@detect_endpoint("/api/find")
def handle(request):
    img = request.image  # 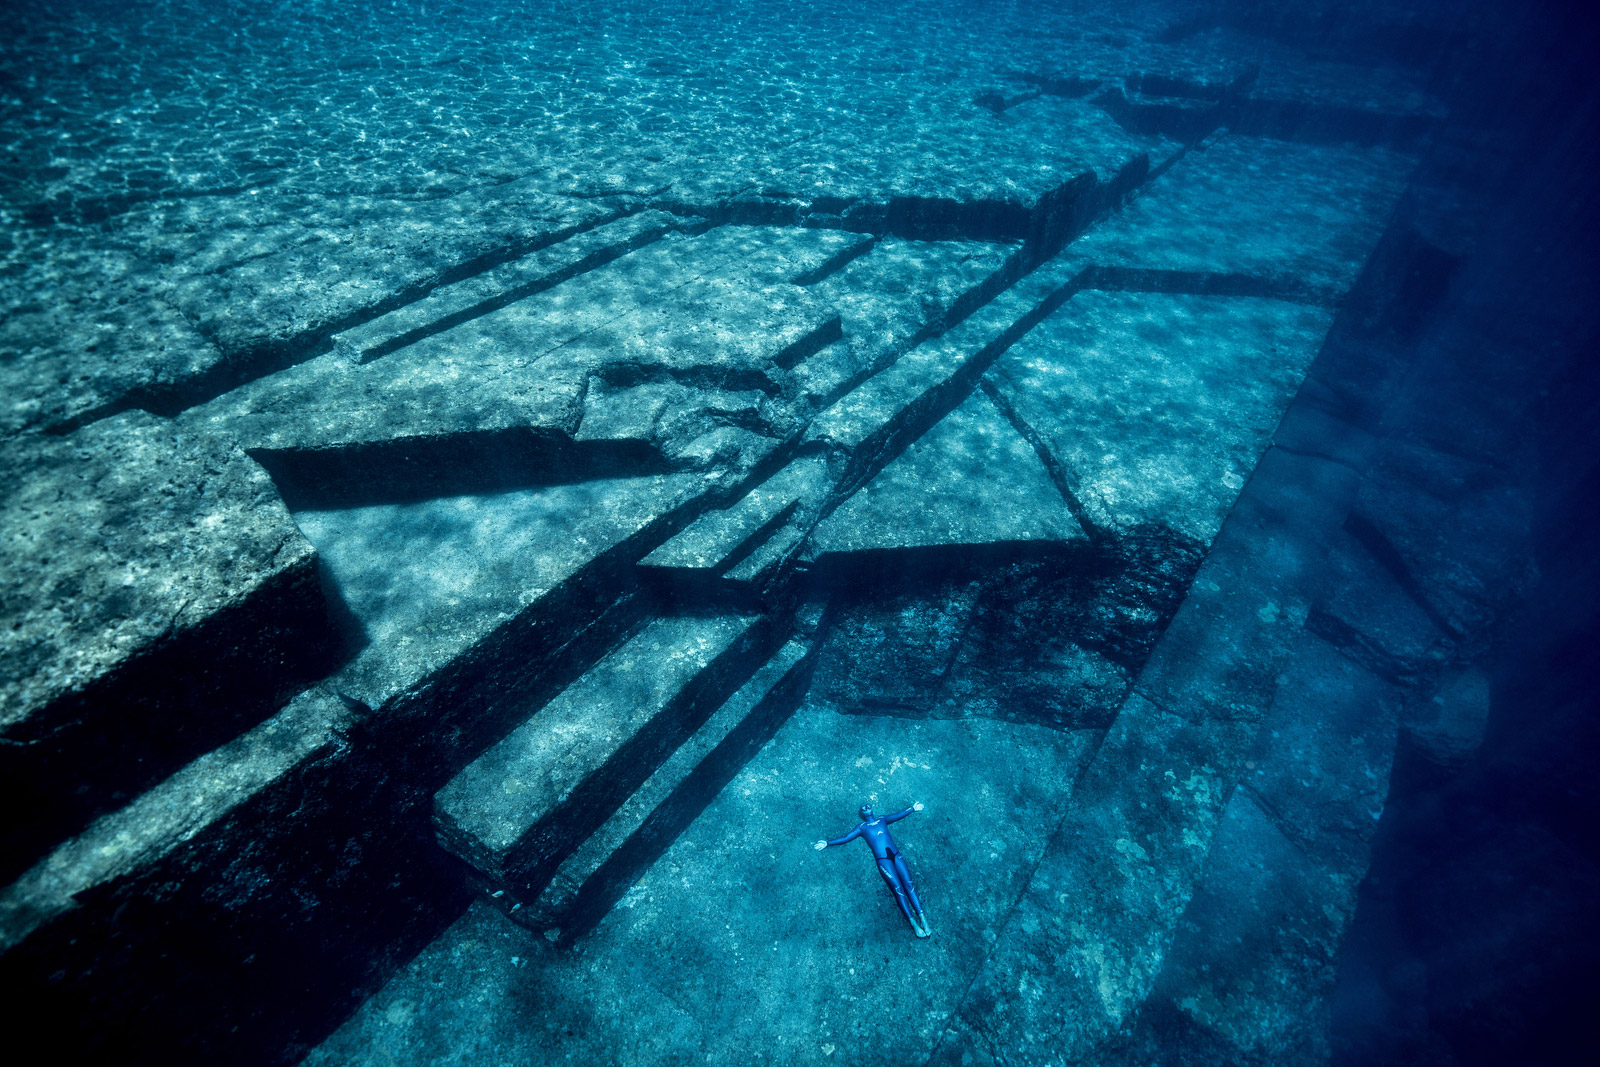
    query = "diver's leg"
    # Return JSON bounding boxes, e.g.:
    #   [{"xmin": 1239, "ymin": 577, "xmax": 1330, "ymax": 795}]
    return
[
  {"xmin": 892, "ymin": 852, "xmax": 925, "ymax": 917},
  {"xmin": 891, "ymin": 852, "xmax": 930, "ymax": 936},
  {"xmin": 876, "ymin": 857, "xmax": 920, "ymax": 929}
]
